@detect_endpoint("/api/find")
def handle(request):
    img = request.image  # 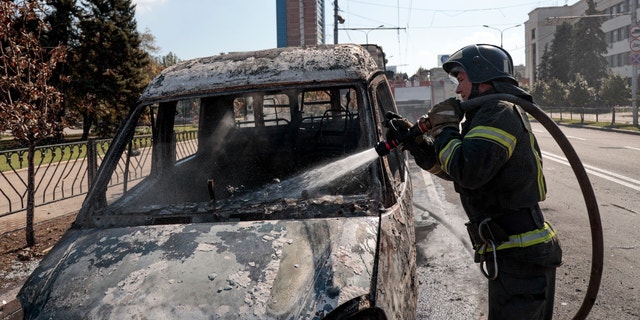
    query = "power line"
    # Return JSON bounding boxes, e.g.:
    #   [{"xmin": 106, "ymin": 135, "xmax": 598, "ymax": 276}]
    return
[{"xmin": 343, "ymin": 0, "xmax": 560, "ymax": 15}]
